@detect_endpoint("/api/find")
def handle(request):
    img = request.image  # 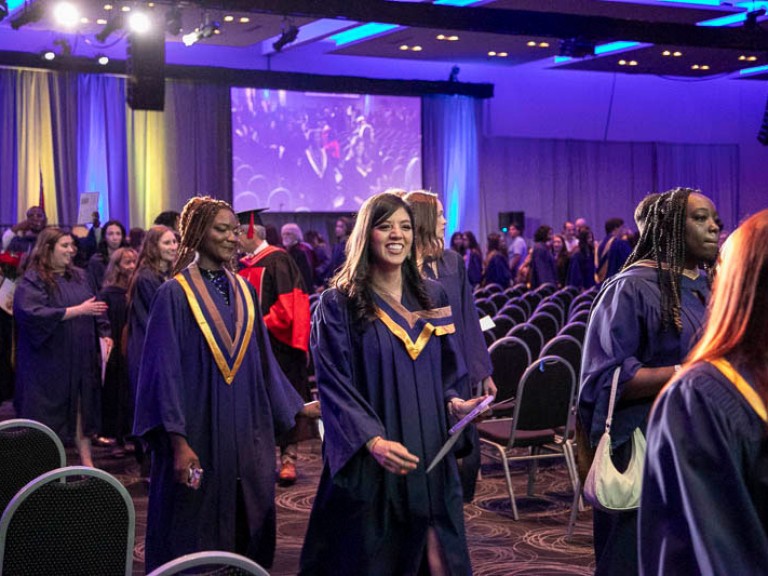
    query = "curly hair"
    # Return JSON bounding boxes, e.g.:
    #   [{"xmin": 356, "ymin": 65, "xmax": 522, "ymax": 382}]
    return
[
  {"xmin": 102, "ymin": 247, "xmax": 137, "ymax": 290},
  {"xmin": 624, "ymin": 187, "xmax": 702, "ymax": 333},
  {"xmin": 331, "ymin": 192, "xmax": 431, "ymax": 324},
  {"xmin": 174, "ymin": 196, "xmax": 236, "ymax": 276}
]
